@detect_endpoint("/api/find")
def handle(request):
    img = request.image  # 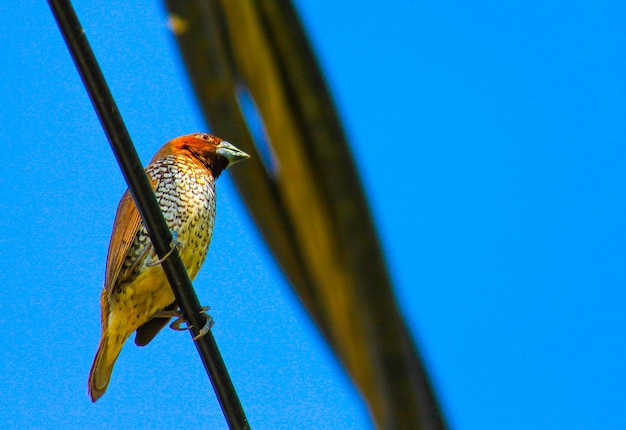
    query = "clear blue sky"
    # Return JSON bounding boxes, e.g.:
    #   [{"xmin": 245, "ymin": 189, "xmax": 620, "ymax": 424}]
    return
[{"xmin": 2, "ymin": 1, "xmax": 626, "ymax": 428}]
